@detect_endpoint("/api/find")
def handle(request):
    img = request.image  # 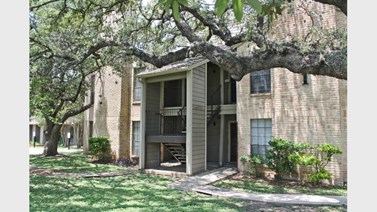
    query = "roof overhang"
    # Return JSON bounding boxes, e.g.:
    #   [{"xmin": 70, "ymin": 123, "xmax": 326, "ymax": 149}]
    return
[{"xmin": 137, "ymin": 57, "xmax": 209, "ymax": 79}]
